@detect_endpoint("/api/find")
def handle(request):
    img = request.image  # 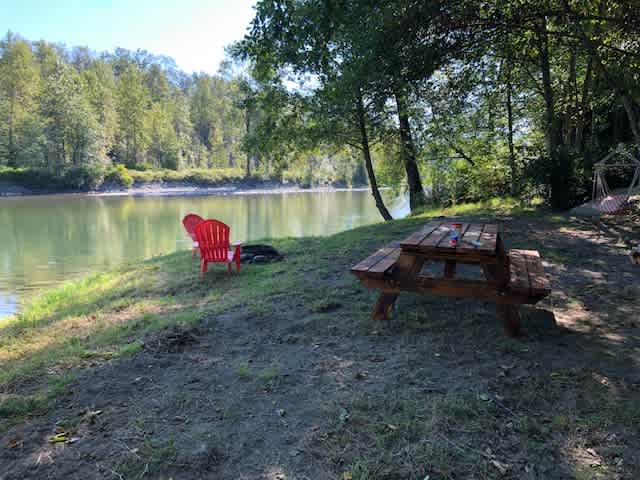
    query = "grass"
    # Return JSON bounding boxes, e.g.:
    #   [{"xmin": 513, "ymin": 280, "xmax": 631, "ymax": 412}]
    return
[
  {"xmin": 412, "ymin": 196, "xmax": 547, "ymax": 218},
  {"xmin": 324, "ymin": 393, "xmax": 493, "ymax": 479},
  {"xmin": 111, "ymin": 434, "xmax": 178, "ymax": 478},
  {"xmin": 0, "ymin": 196, "xmax": 545, "ymax": 432}
]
